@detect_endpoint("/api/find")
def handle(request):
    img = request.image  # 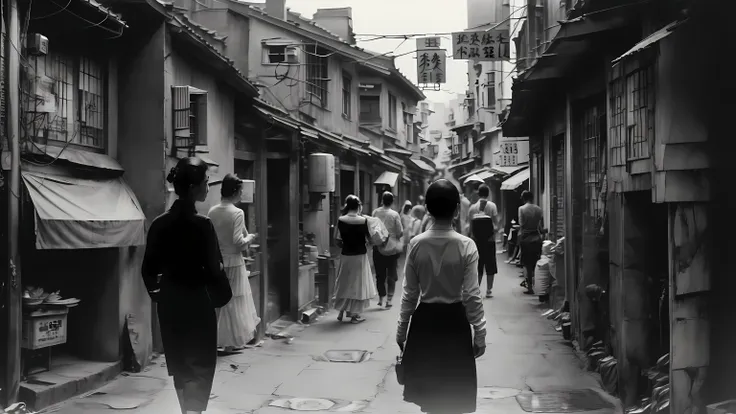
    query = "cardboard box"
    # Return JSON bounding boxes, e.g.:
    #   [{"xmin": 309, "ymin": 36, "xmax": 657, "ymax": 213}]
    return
[{"xmin": 22, "ymin": 308, "xmax": 69, "ymax": 350}]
